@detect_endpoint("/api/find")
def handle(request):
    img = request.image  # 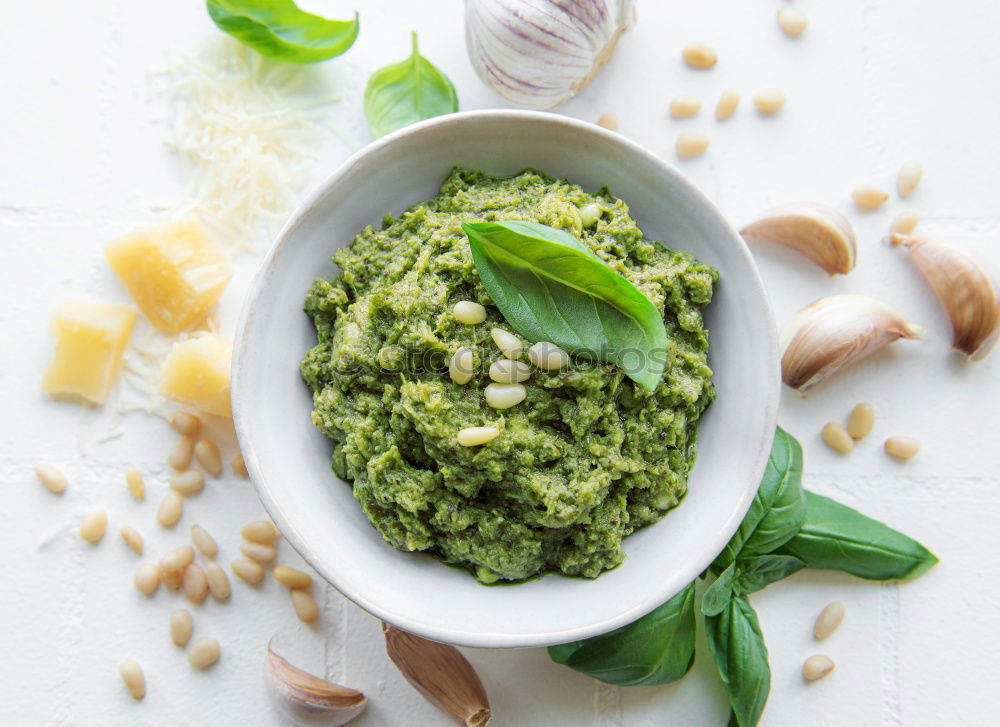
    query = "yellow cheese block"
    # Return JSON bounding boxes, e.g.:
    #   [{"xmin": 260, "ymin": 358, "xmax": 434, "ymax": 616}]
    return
[
  {"xmin": 105, "ymin": 219, "xmax": 232, "ymax": 334},
  {"xmin": 159, "ymin": 335, "xmax": 233, "ymax": 418},
  {"xmin": 41, "ymin": 300, "xmax": 137, "ymax": 404}
]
